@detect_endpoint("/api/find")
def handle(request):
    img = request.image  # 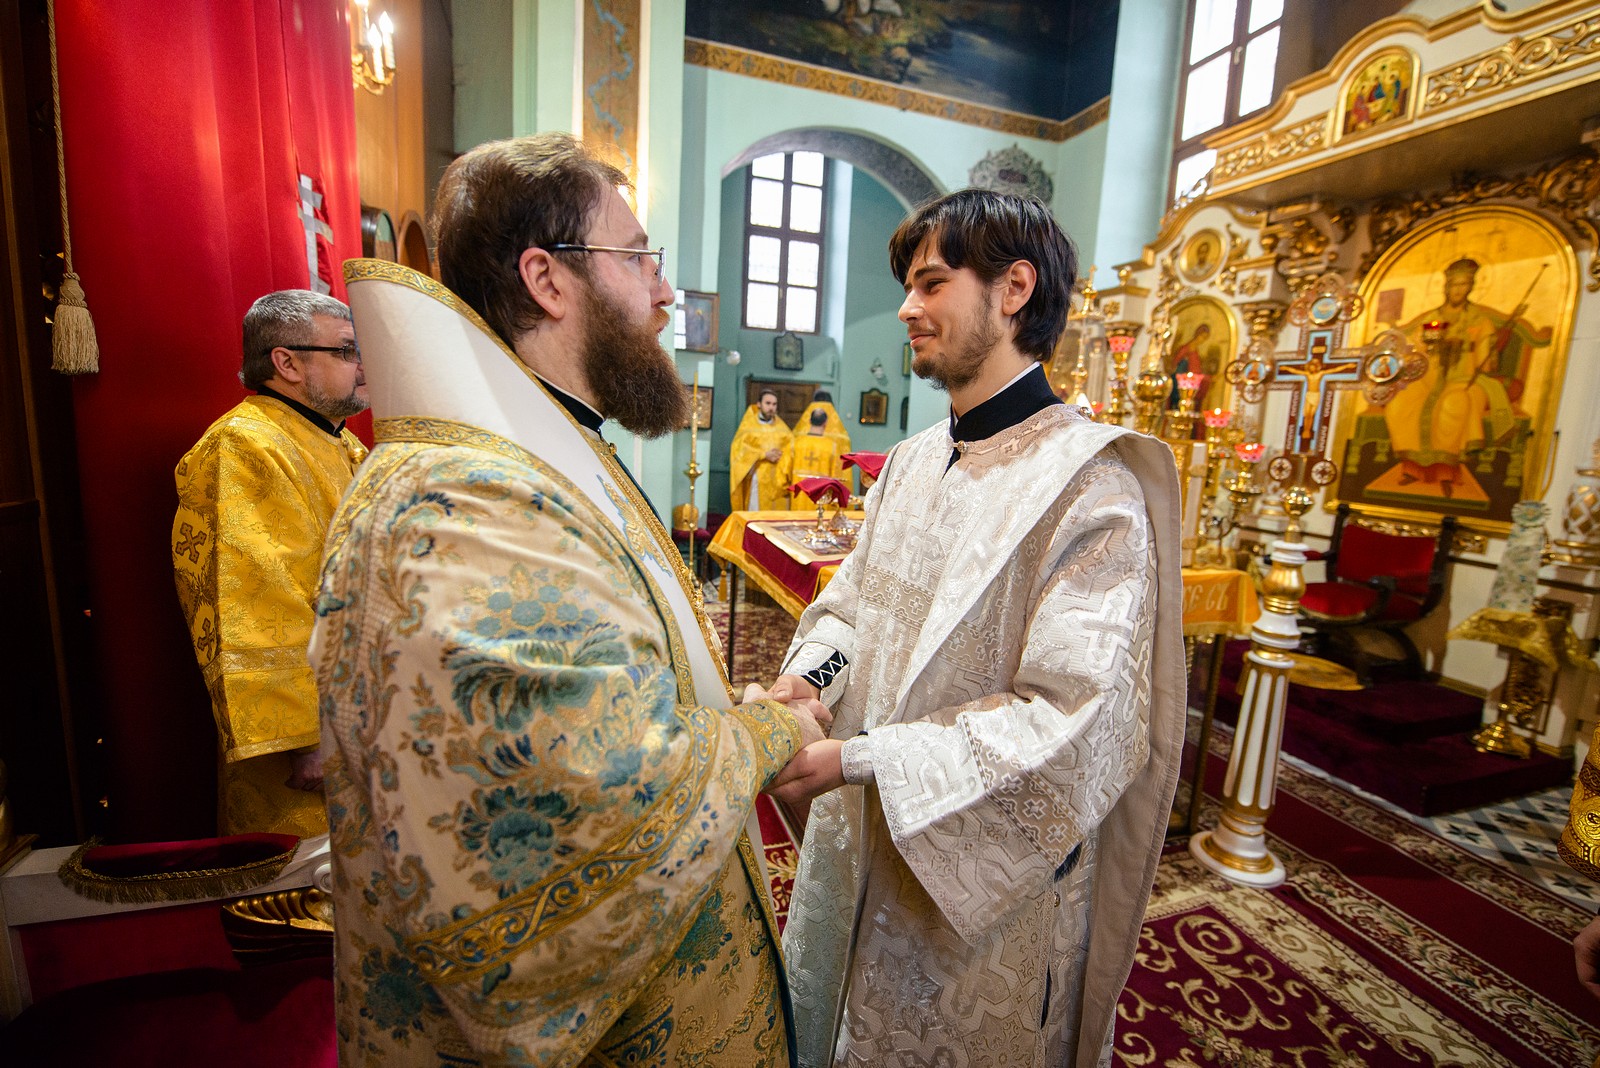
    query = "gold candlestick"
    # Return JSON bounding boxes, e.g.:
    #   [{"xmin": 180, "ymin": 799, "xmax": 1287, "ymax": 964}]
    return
[
  {"xmin": 1166, "ymin": 372, "xmax": 1202, "ymax": 441},
  {"xmin": 1104, "ymin": 322, "xmax": 1140, "ymax": 426}
]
